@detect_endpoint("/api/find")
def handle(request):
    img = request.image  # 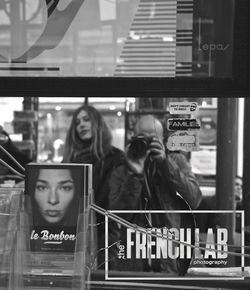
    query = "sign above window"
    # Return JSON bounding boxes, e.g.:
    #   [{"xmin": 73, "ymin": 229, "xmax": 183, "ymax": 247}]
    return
[{"xmin": 0, "ymin": 0, "xmax": 235, "ymax": 78}]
